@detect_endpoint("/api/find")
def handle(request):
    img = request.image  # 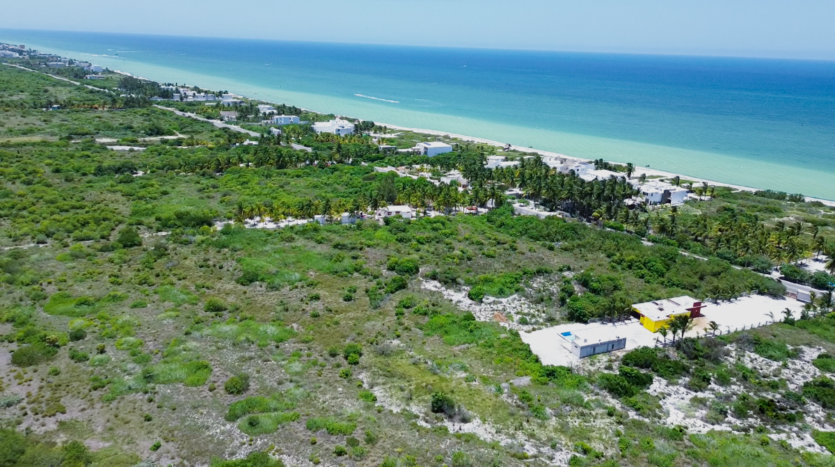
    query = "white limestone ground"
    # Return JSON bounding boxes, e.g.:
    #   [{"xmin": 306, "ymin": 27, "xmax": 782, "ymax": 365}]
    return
[{"xmin": 419, "ymin": 279, "xmax": 552, "ymax": 331}]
